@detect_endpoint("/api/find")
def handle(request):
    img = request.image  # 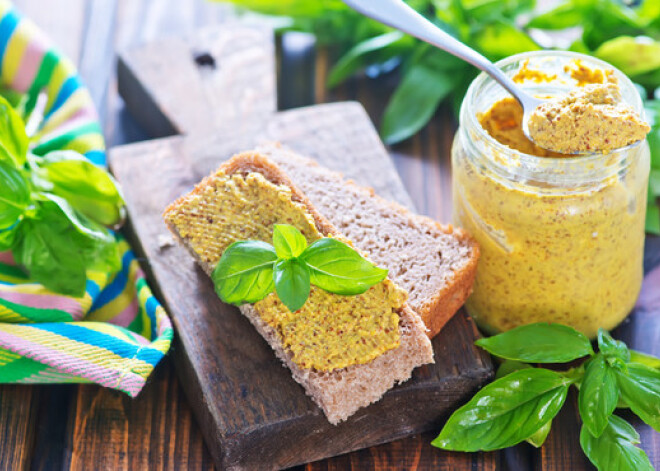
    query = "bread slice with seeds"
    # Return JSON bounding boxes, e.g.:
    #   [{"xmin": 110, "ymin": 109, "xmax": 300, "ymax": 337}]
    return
[{"xmin": 163, "ymin": 152, "xmax": 434, "ymax": 424}]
